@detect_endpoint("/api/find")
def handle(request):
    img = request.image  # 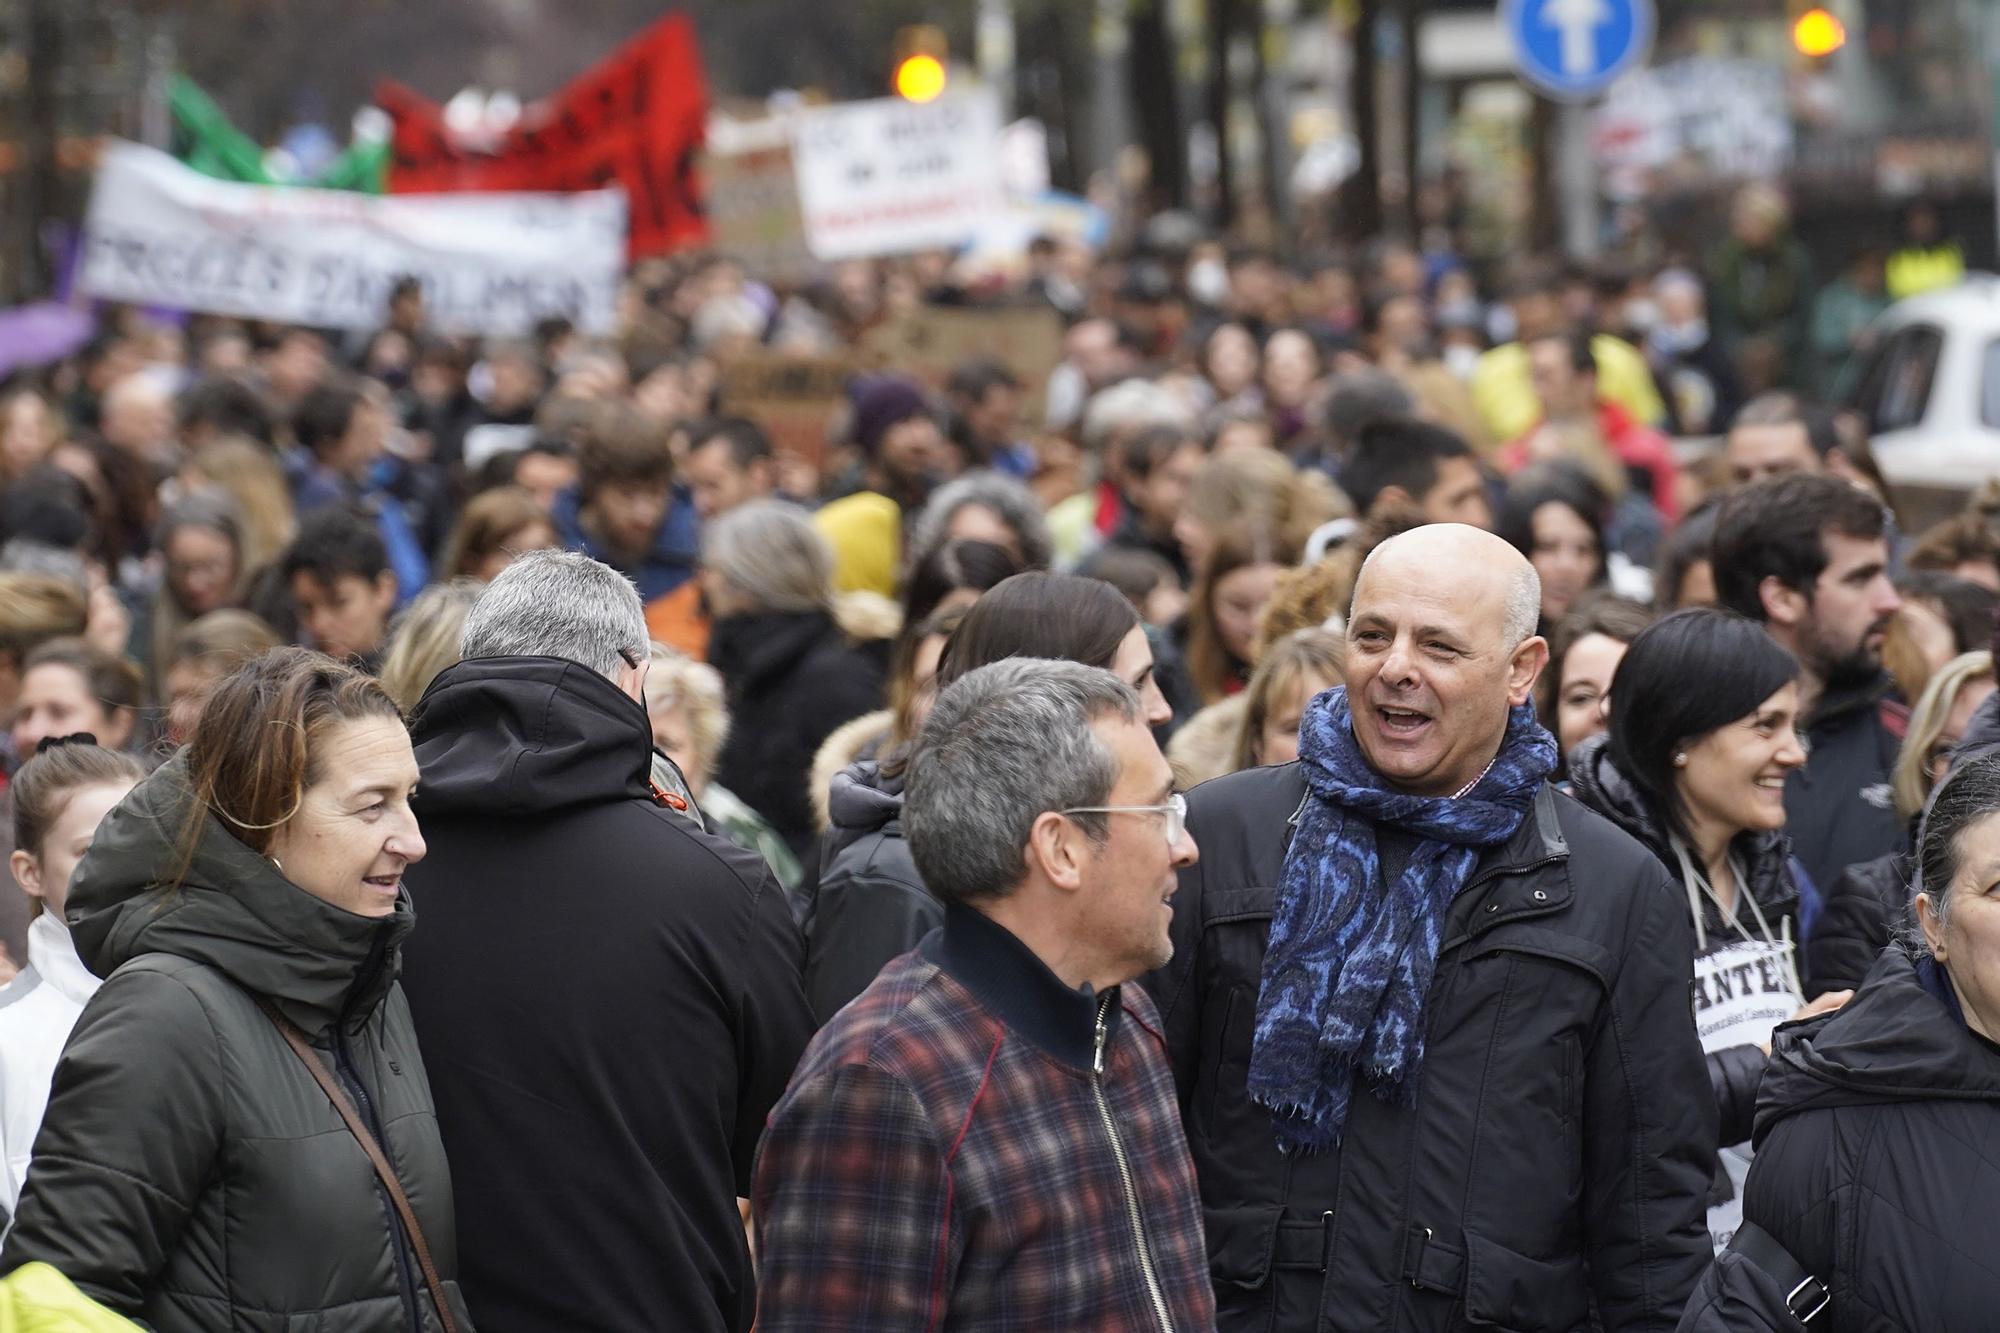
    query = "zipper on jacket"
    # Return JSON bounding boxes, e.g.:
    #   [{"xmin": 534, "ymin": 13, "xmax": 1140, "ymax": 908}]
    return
[
  {"xmin": 1093, "ymin": 994, "xmax": 1175, "ymax": 1333},
  {"xmin": 334, "ymin": 1032, "xmax": 426, "ymax": 1333}
]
